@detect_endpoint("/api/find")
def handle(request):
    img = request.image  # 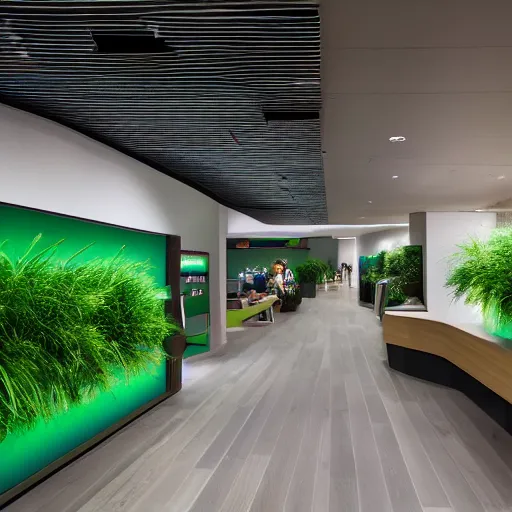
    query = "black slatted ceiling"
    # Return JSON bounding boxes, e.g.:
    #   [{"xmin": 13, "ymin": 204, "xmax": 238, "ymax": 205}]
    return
[{"xmin": 0, "ymin": 1, "xmax": 325, "ymax": 224}]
